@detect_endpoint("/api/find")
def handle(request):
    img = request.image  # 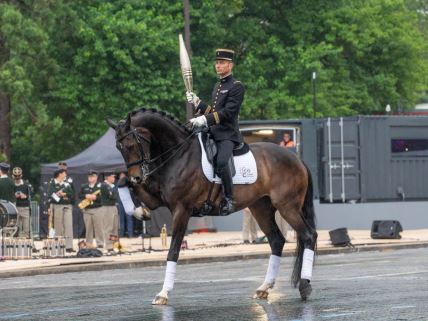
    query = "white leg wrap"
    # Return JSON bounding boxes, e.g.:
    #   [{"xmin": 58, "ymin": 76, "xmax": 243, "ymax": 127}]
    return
[
  {"xmin": 264, "ymin": 255, "xmax": 281, "ymax": 284},
  {"xmin": 162, "ymin": 261, "xmax": 177, "ymax": 292},
  {"xmin": 301, "ymin": 249, "xmax": 314, "ymax": 280}
]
